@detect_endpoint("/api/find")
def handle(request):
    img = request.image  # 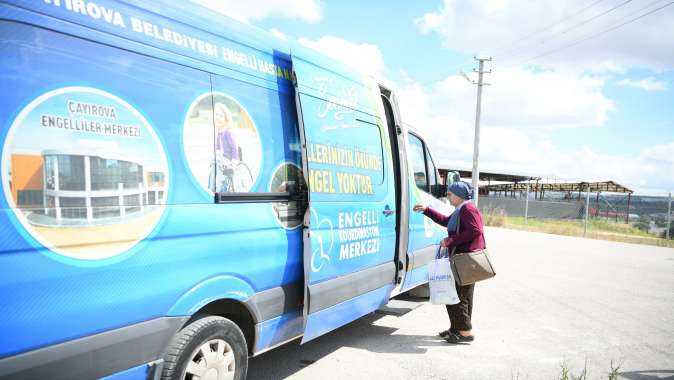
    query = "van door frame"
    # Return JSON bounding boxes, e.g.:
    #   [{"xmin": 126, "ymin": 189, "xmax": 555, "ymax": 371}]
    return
[{"xmin": 379, "ymin": 88, "xmax": 411, "ymax": 297}]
